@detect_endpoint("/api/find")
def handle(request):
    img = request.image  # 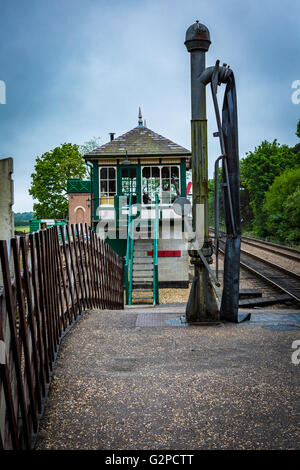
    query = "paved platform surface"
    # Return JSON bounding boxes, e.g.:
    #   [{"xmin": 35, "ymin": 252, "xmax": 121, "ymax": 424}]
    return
[{"xmin": 35, "ymin": 305, "xmax": 300, "ymax": 450}]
